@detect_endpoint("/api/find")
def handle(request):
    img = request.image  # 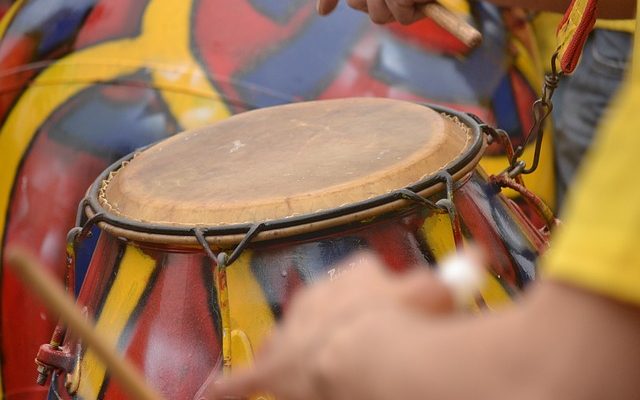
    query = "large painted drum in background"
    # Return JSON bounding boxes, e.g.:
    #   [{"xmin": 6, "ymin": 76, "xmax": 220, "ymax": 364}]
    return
[{"xmin": 43, "ymin": 98, "xmax": 548, "ymax": 399}]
